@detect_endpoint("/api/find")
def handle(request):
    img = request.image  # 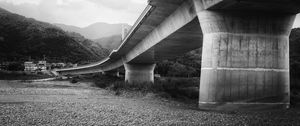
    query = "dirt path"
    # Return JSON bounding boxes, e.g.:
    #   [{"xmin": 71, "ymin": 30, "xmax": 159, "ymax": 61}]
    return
[{"xmin": 0, "ymin": 80, "xmax": 300, "ymax": 126}]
